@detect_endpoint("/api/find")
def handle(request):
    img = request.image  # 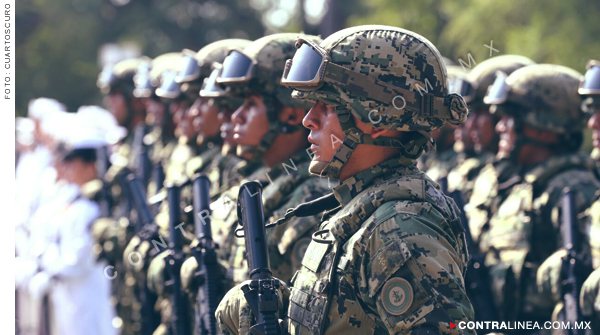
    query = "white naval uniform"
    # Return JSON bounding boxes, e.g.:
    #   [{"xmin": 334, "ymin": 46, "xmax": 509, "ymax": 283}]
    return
[{"xmin": 37, "ymin": 183, "xmax": 117, "ymax": 335}]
